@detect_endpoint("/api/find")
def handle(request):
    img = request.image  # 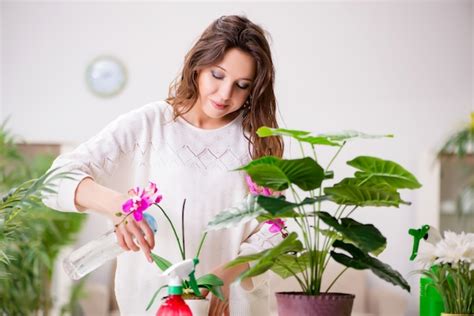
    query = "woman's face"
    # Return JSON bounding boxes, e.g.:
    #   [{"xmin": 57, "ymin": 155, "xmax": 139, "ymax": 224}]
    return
[{"xmin": 195, "ymin": 48, "xmax": 256, "ymax": 123}]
